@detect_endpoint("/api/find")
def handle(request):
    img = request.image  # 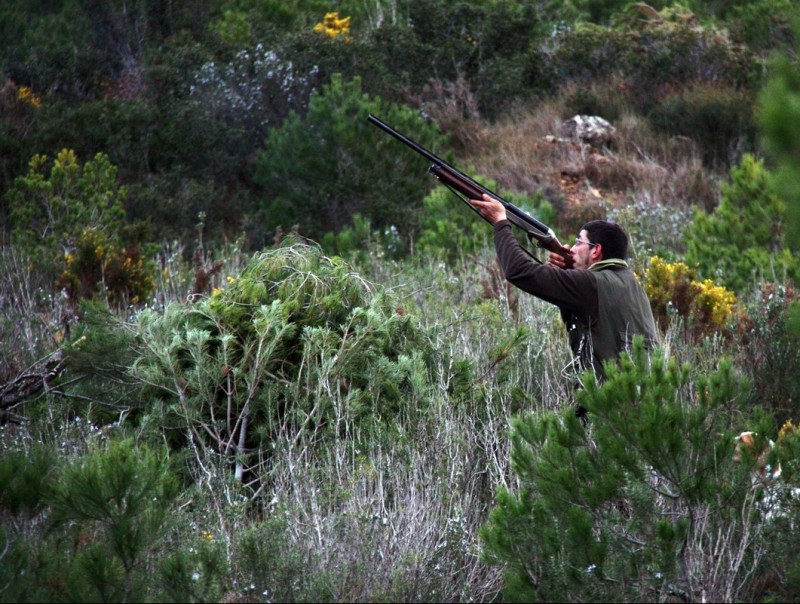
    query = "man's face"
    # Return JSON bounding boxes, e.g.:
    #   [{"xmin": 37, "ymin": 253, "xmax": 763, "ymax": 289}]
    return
[{"xmin": 571, "ymin": 229, "xmax": 599, "ymax": 269}]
